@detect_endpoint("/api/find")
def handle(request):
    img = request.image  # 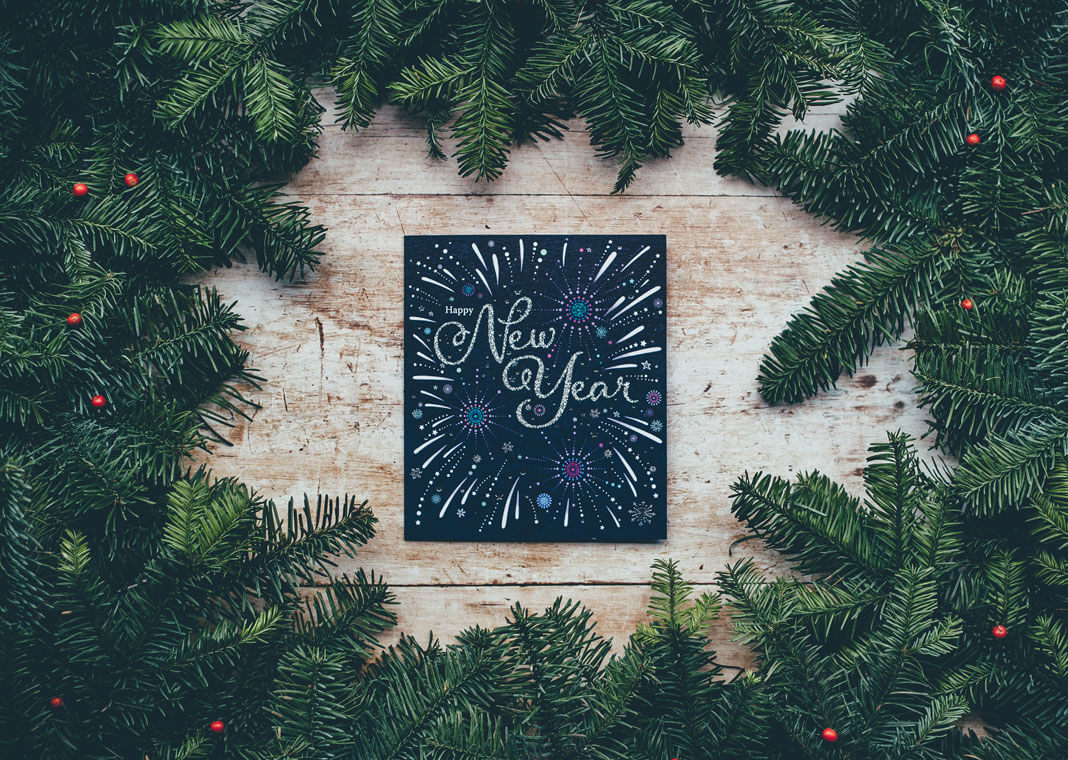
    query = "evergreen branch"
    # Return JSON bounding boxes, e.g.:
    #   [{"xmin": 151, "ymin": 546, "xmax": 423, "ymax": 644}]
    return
[
  {"xmin": 953, "ymin": 418, "xmax": 1068, "ymax": 516},
  {"xmin": 450, "ymin": 76, "xmax": 512, "ymax": 182},
  {"xmin": 249, "ymin": 493, "xmax": 377, "ymax": 594},
  {"xmin": 166, "ymin": 606, "xmax": 283, "ymax": 669},
  {"xmin": 758, "ymin": 238, "xmax": 953, "ymax": 404},
  {"xmin": 244, "ymin": 57, "xmax": 302, "ymax": 143},
  {"xmin": 151, "ymin": 16, "xmax": 248, "ymax": 59},
  {"xmin": 297, "ymin": 570, "xmax": 397, "ymax": 659},
  {"xmin": 1031, "ymin": 615, "xmax": 1068, "ymax": 680},
  {"xmin": 862, "ymin": 432, "xmax": 923, "ymax": 567},
  {"xmin": 731, "ymin": 469, "xmax": 889, "ymax": 579},
  {"xmin": 330, "ymin": 0, "xmax": 402, "ymax": 130}
]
